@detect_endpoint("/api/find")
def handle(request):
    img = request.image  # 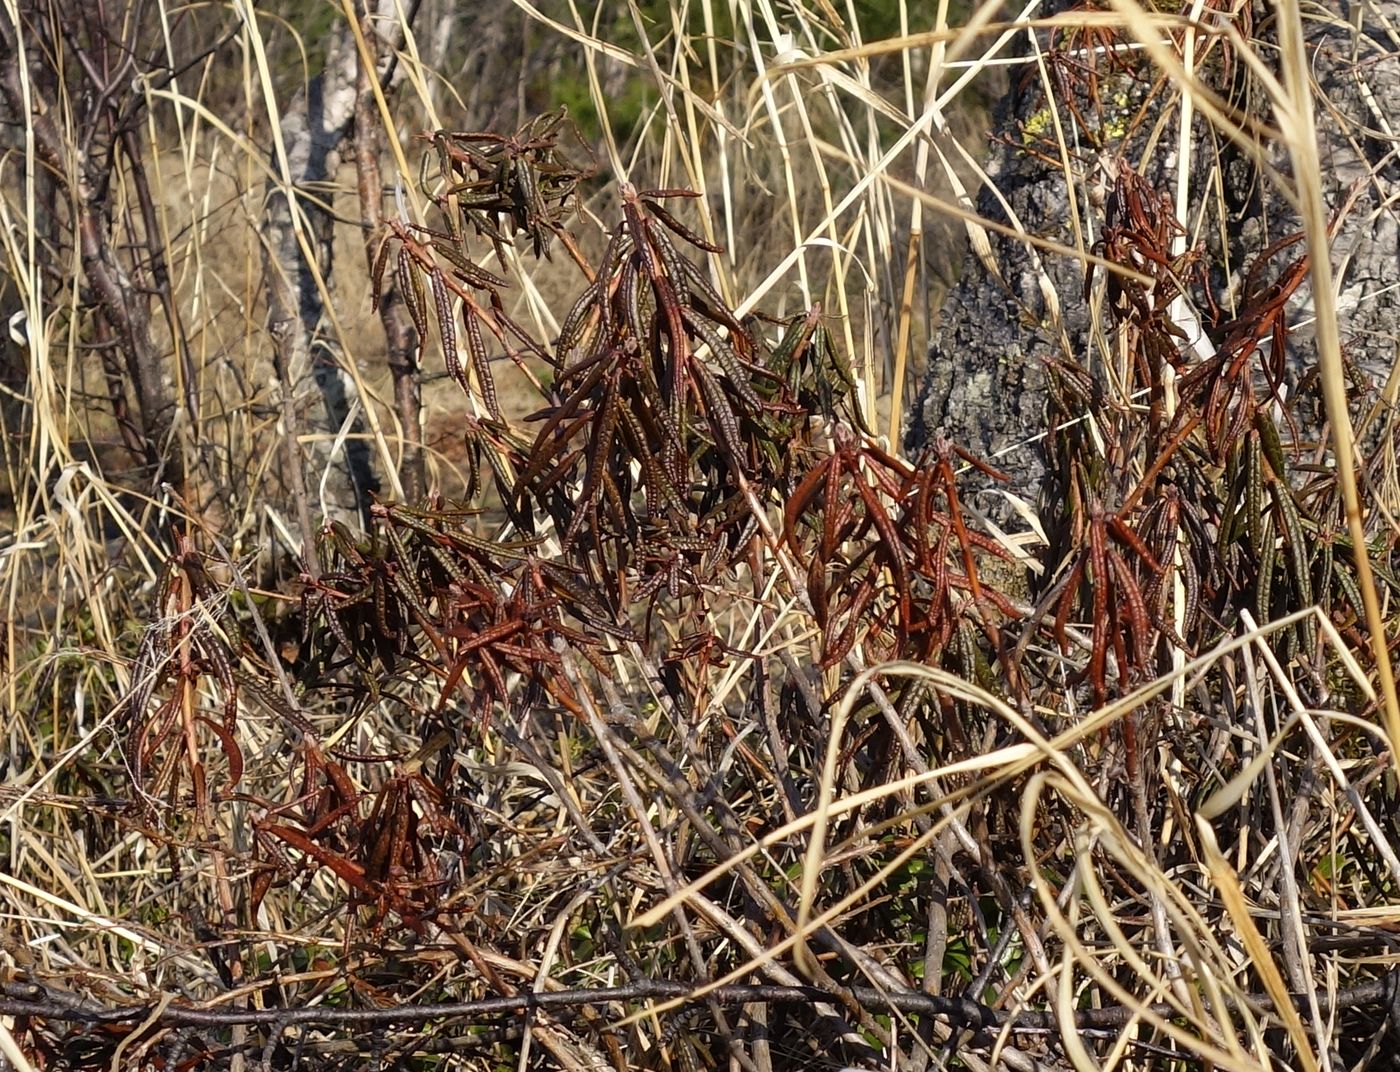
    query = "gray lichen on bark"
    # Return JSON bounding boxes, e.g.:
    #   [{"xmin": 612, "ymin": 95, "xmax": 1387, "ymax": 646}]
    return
[{"xmin": 908, "ymin": 2, "xmax": 1400, "ymax": 522}]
